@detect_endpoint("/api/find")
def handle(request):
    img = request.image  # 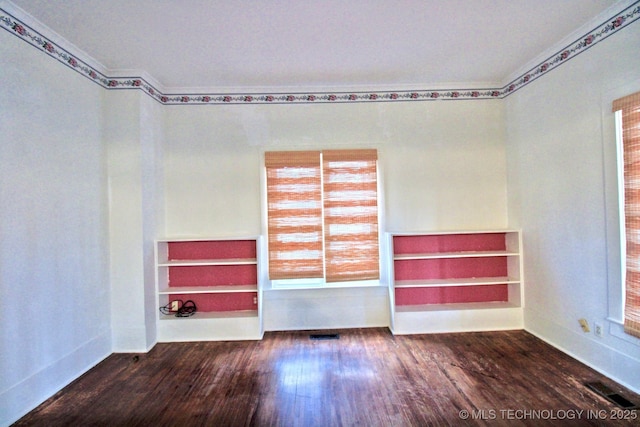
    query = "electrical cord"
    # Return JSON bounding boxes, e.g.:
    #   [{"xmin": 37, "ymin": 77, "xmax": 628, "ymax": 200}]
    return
[
  {"xmin": 159, "ymin": 299, "xmax": 197, "ymax": 317},
  {"xmin": 159, "ymin": 300, "xmax": 182, "ymax": 316},
  {"xmin": 176, "ymin": 300, "xmax": 197, "ymax": 317}
]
